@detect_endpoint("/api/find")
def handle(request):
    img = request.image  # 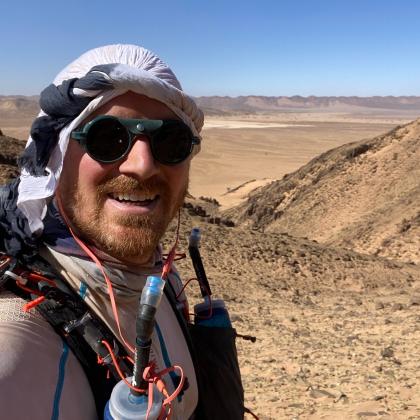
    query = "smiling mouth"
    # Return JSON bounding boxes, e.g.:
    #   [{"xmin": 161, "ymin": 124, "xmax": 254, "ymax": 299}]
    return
[{"xmin": 109, "ymin": 192, "xmax": 159, "ymax": 206}]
